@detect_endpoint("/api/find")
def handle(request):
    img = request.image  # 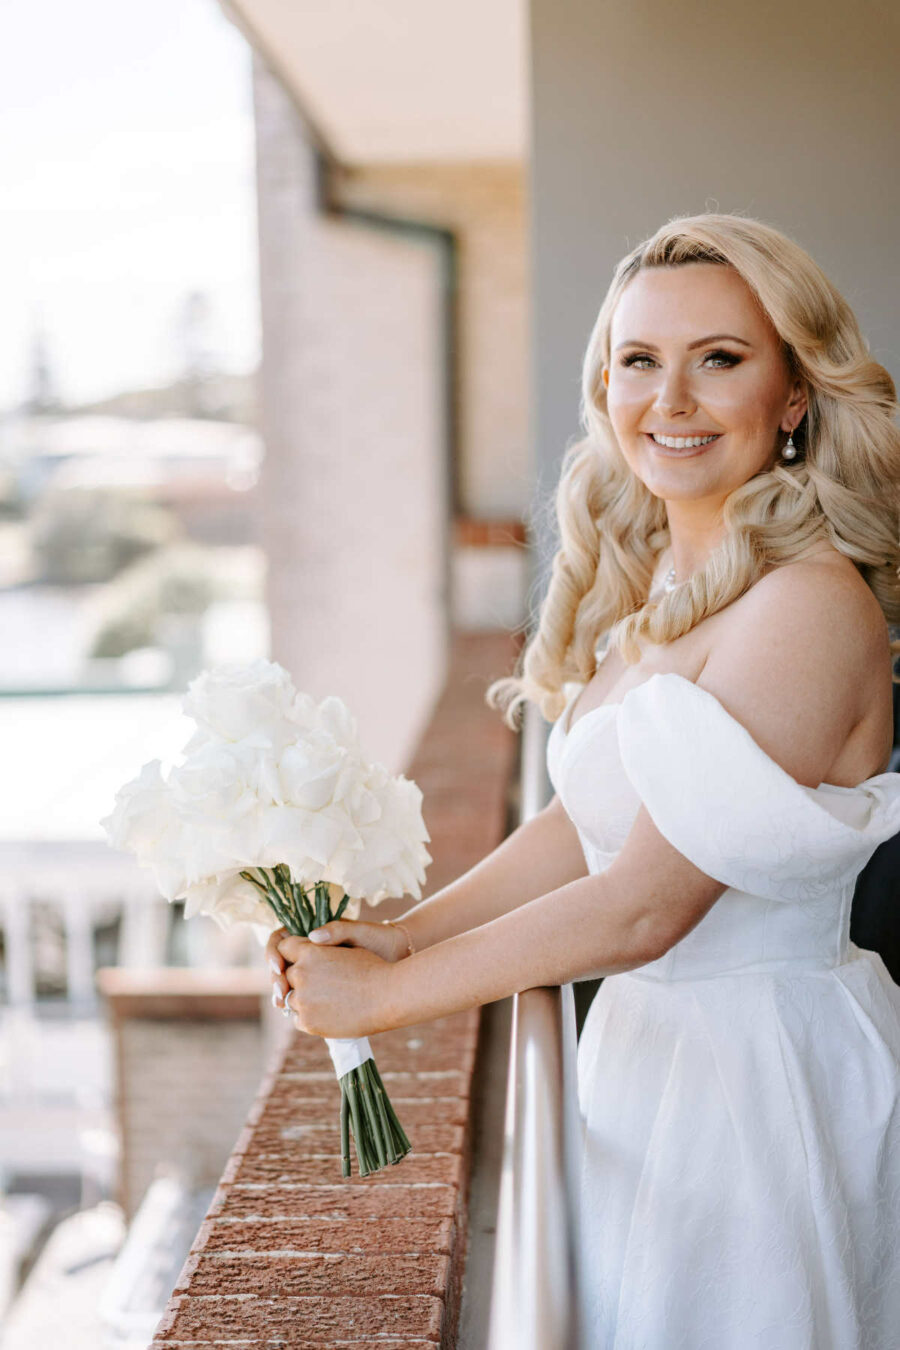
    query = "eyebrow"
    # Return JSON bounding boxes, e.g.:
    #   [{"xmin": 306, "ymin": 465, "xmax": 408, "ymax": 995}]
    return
[{"xmin": 613, "ymin": 333, "xmax": 754, "ymax": 352}]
